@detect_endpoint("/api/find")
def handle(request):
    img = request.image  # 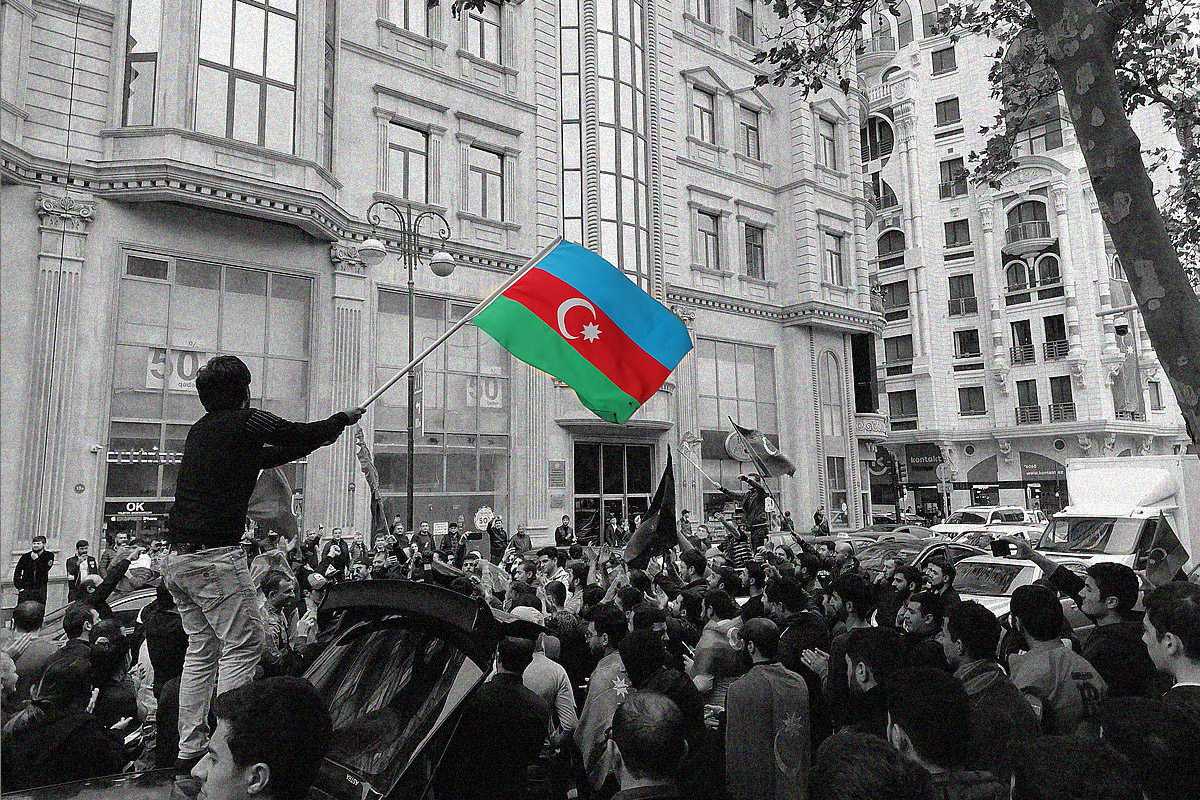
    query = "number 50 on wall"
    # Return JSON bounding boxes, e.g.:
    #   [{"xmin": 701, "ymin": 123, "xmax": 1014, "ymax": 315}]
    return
[{"xmin": 146, "ymin": 348, "xmax": 208, "ymax": 393}]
